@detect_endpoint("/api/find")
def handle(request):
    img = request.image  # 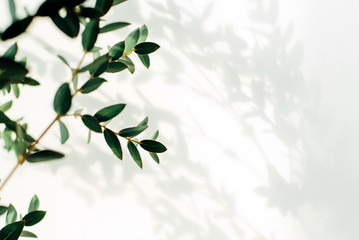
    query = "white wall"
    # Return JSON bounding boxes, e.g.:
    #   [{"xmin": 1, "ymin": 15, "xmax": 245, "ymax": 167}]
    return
[{"xmin": 1, "ymin": 0, "xmax": 359, "ymax": 239}]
